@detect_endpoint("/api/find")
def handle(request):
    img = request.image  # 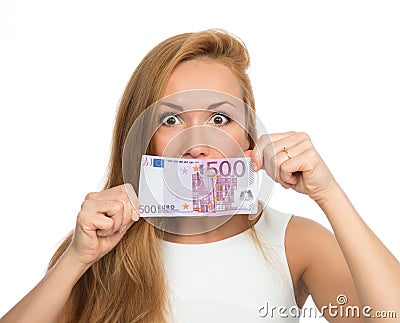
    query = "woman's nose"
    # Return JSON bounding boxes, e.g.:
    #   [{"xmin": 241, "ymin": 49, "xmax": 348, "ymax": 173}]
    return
[
  {"xmin": 183, "ymin": 145, "xmax": 210, "ymax": 159},
  {"xmin": 182, "ymin": 126, "xmax": 211, "ymax": 158}
]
